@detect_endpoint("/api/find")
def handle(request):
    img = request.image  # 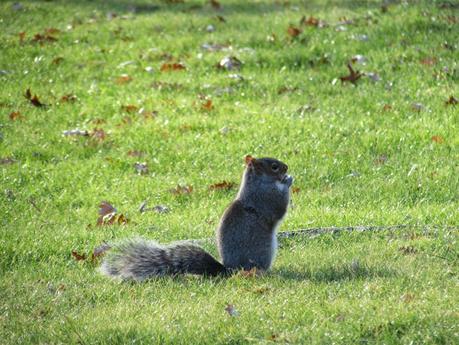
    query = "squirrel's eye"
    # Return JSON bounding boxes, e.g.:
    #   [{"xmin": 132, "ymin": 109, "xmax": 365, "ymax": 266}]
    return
[{"xmin": 271, "ymin": 163, "xmax": 279, "ymax": 172}]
